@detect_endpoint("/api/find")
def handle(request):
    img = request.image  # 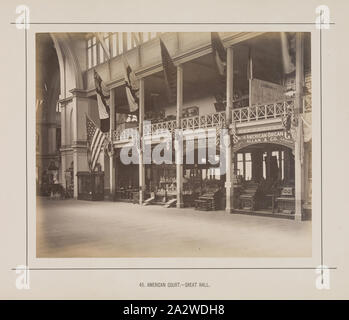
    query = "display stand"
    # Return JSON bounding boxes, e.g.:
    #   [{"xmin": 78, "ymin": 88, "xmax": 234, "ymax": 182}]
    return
[{"xmin": 77, "ymin": 171, "xmax": 104, "ymax": 201}]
